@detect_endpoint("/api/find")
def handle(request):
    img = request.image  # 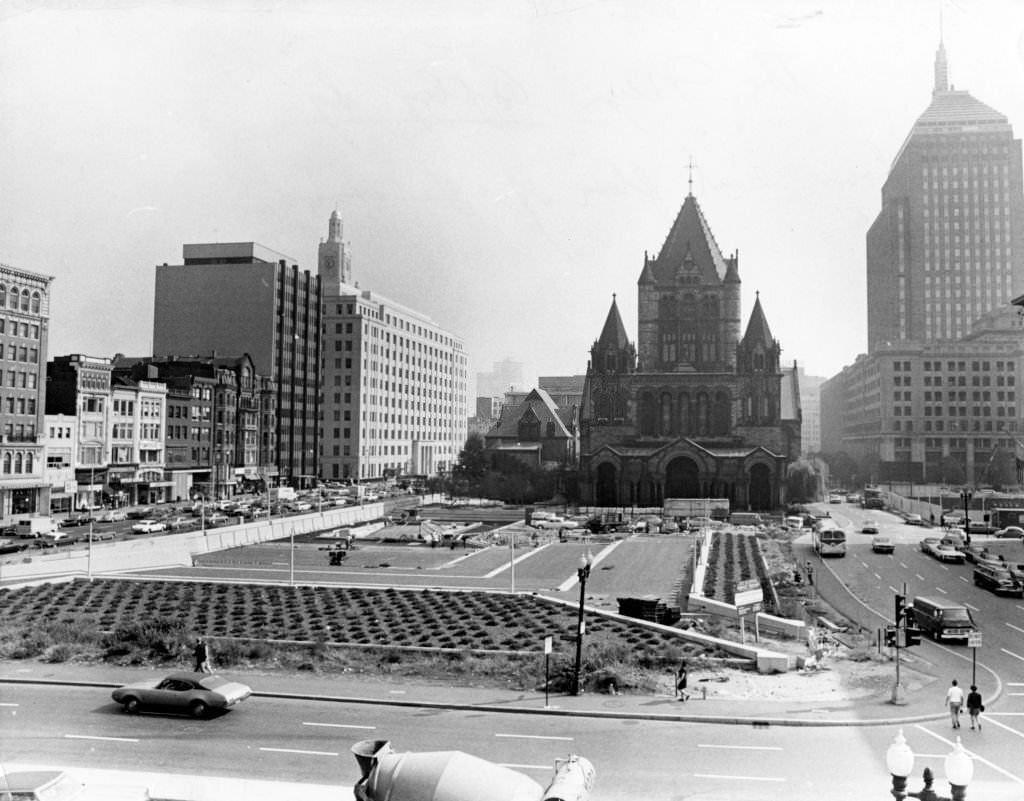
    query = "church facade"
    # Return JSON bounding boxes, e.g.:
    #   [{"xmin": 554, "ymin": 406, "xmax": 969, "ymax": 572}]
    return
[{"xmin": 579, "ymin": 191, "xmax": 801, "ymax": 511}]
